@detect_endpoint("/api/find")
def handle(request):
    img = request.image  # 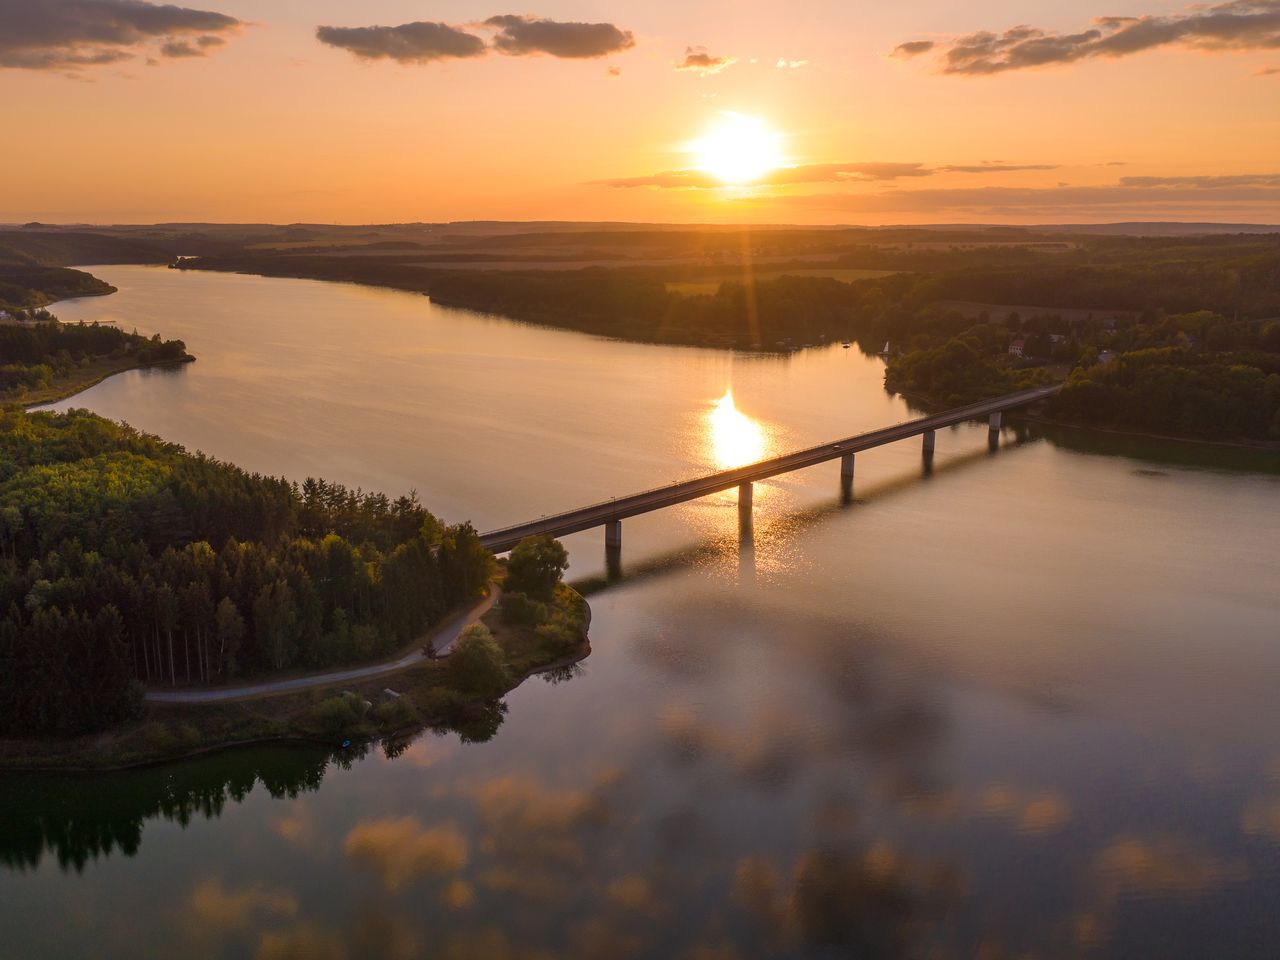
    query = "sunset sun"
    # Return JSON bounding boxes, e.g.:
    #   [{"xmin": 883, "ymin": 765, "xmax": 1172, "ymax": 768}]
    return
[{"xmin": 691, "ymin": 113, "xmax": 784, "ymax": 185}]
